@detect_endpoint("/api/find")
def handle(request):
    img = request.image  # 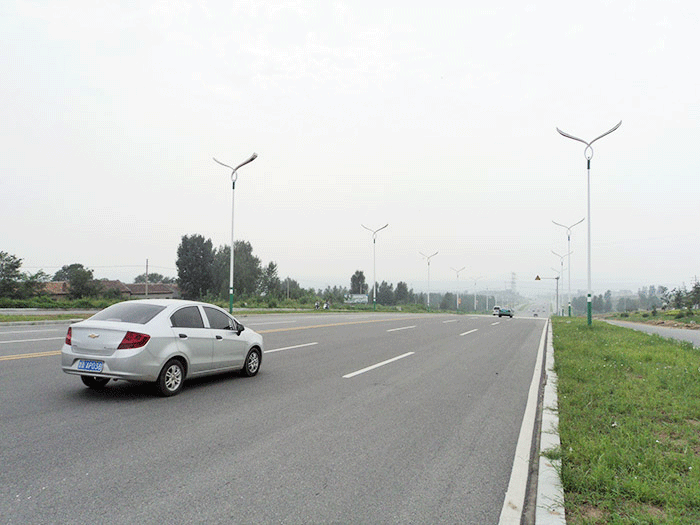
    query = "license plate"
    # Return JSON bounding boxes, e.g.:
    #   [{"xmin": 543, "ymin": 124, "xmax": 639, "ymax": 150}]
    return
[{"xmin": 77, "ymin": 360, "xmax": 104, "ymax": 373}]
